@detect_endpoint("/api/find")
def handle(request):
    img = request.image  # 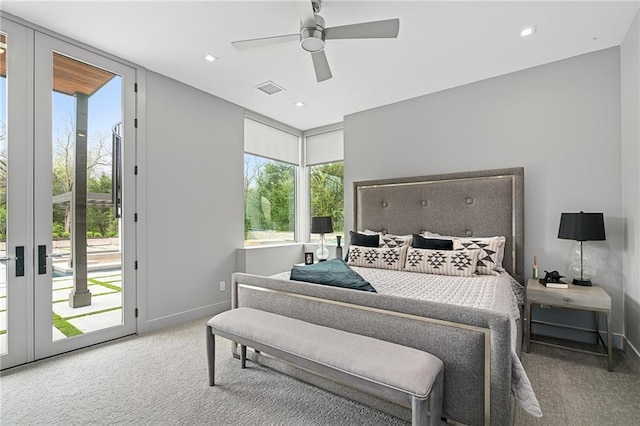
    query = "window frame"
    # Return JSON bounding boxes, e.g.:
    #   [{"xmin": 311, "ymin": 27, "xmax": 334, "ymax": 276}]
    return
[
  {"xmin": 243, "ymin": 114, "xmax": 301, "ymax": 247},
  {"xmin": 242, "ymin": 115, "xmax": 344, "ymax": 247}
]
